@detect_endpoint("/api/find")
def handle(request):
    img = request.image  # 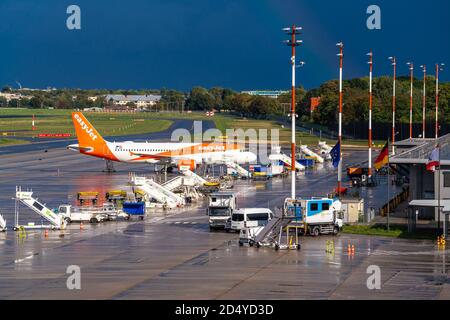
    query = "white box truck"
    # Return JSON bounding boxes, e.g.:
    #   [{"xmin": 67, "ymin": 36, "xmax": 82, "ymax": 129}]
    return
[
  {"xmin": 284, "ymin": 198, "xmax": 343, "ymax": 236},
  {"xmin": 207, "ymin": 192, "xmax": 236, "ymax": 231}
]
